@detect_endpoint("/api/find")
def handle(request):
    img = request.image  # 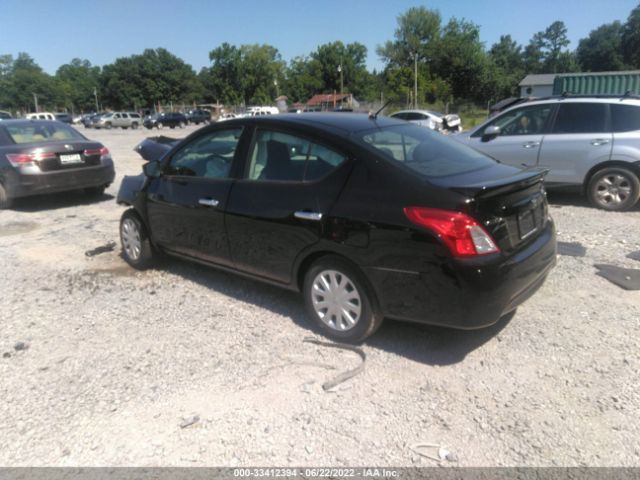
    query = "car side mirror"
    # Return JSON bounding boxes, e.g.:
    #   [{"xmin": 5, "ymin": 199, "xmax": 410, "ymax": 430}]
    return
[
  {"xmin": 482, "ymin": 125, "xmax": 501, "ymax": 142},
  {"xmin": 143, "ymin": 161, "xmax": 161, "ymax": 178}
]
